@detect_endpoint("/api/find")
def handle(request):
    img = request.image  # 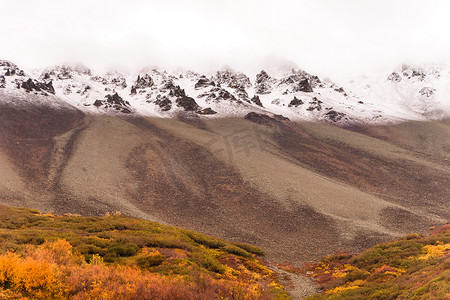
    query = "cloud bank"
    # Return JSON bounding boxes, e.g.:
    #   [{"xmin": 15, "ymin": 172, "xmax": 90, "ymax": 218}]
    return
[{"xmin": 2, "ymin": 0, "xmax": 450, "ymax": 81}]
